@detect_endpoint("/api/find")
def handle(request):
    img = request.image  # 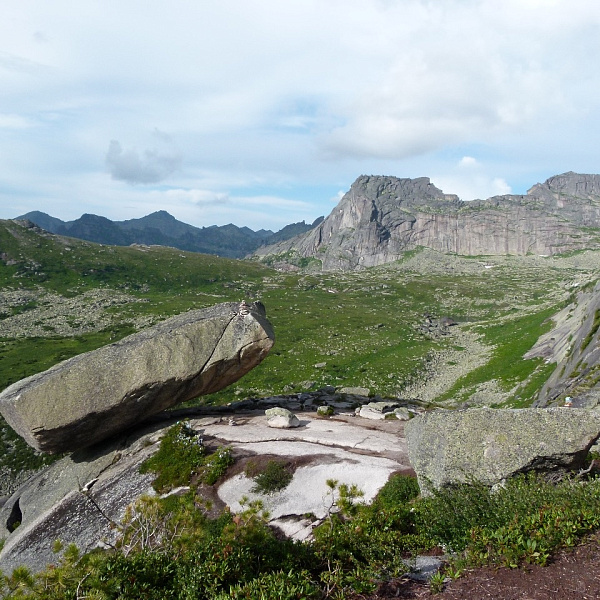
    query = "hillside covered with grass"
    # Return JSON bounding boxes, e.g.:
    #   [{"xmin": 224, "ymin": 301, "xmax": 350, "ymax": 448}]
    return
[{"xmin": 1, "ymin": 218, "xmax": 600, "ymax": 479}]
